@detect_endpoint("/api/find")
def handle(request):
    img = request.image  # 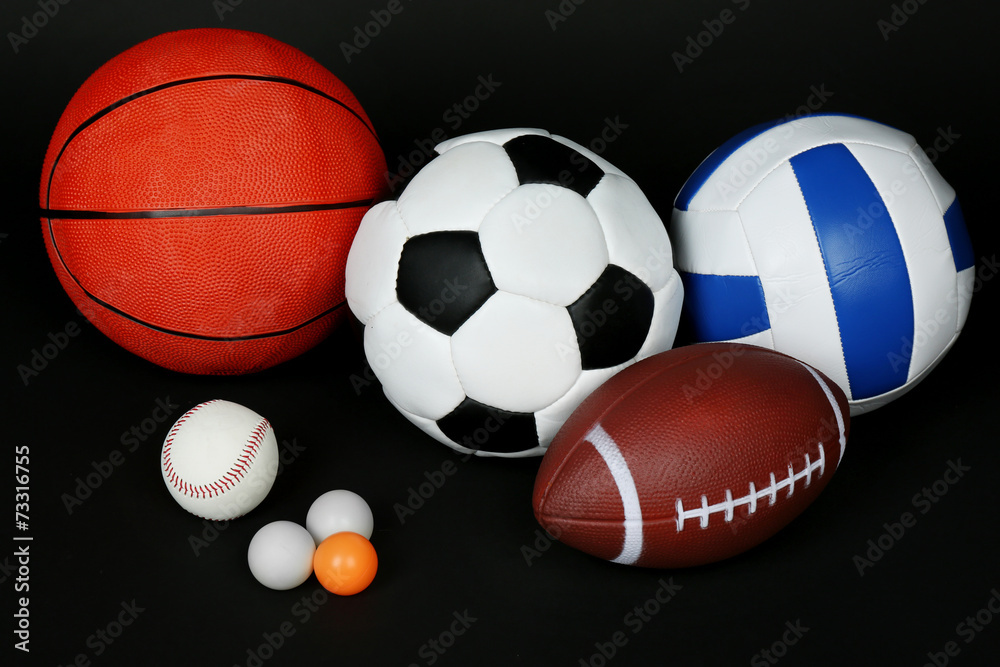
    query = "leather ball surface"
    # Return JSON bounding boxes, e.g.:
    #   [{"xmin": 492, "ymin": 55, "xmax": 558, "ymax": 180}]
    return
[
  {"xmin": 670, "ymin": 114, "xmax": 974, "ymax": 414},
  {"xmin": 40, "ymin": 28, "xmax": 386, "ymax": 374},
  {"xmin": 532, "ymin": 343, "xmax": 850, "ymax": 568},
  {"xmin": 346, "ymin": 128, "xmax": 684, "ymax": 457}
]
